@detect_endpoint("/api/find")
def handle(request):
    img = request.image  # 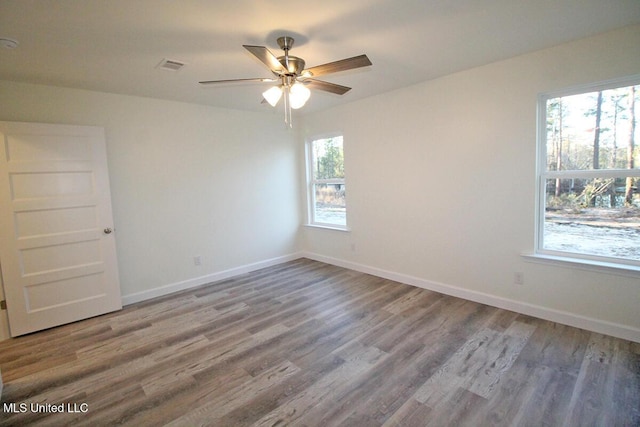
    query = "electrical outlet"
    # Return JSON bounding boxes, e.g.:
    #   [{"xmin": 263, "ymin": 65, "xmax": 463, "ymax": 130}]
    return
[
  {"xmin": 194, "ymin": 256, "xmax": 202, "ymax": 266},
  {"xmin": 514, "ymin": 272, "xmax": 524, "ymax": 285}
]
